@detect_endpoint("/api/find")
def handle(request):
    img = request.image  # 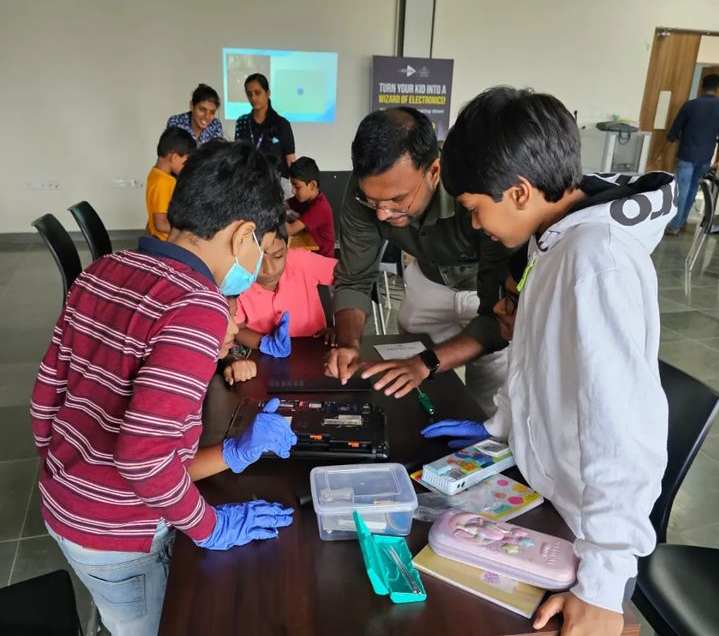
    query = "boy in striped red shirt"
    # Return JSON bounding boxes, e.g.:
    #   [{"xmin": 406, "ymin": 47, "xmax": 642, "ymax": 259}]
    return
[{"xmin": 30, "ymin": 141, "xmax": 296, "ymax": 636}]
